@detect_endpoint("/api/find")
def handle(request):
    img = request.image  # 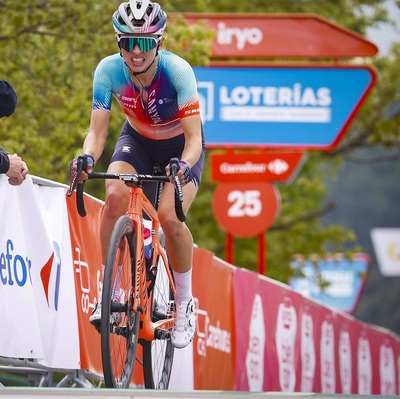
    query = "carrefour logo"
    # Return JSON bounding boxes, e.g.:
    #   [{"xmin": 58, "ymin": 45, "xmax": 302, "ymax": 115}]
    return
[
  {"xmin": 40, "ymin": 241, "xmax": 62, "ymax": 311},
  {"xmin": 0, "ymin": 239, "xmax": 61, "ymax": 310},
  {"xmin": 0, "ymin": 239, "xmax": 32, "ymax": 286}
]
